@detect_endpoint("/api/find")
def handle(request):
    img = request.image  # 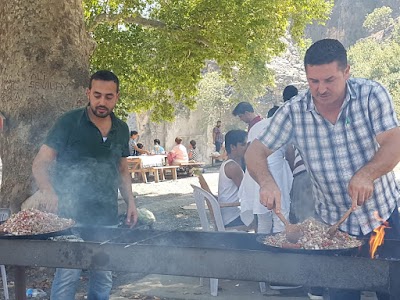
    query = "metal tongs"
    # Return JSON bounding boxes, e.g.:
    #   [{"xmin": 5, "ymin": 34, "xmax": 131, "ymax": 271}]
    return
[
  {"xmin": 327, "ymin": 207, "xmax": 353, "ymax": 238},
  {"xmin": 275, "ymin": 211, "xmax": 303, "ymax": 243}
]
